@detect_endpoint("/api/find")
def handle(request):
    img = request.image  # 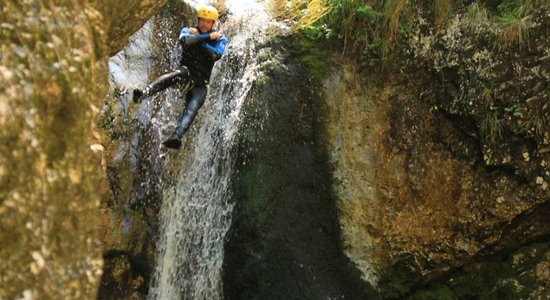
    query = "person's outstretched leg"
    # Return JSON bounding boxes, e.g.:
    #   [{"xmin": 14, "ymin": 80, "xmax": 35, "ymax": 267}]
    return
[
  {"xmin": 133, "ymin": 67, "xmax": 190, "ymax": 103},
  {"xmin": 163, "ymin": 86, "xmax": 207, "ymax": 149}
]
